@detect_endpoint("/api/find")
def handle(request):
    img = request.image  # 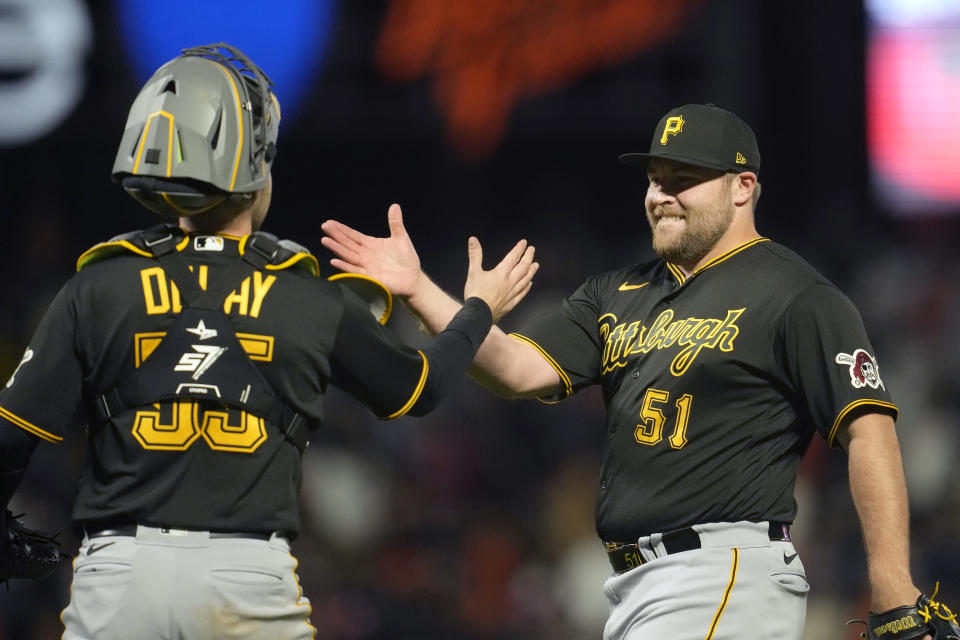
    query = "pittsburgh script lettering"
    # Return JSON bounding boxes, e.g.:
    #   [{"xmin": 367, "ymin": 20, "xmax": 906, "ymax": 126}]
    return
[{"xmin": 599, "ymin": 308, "xmax": 744, "ymax": 376}]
